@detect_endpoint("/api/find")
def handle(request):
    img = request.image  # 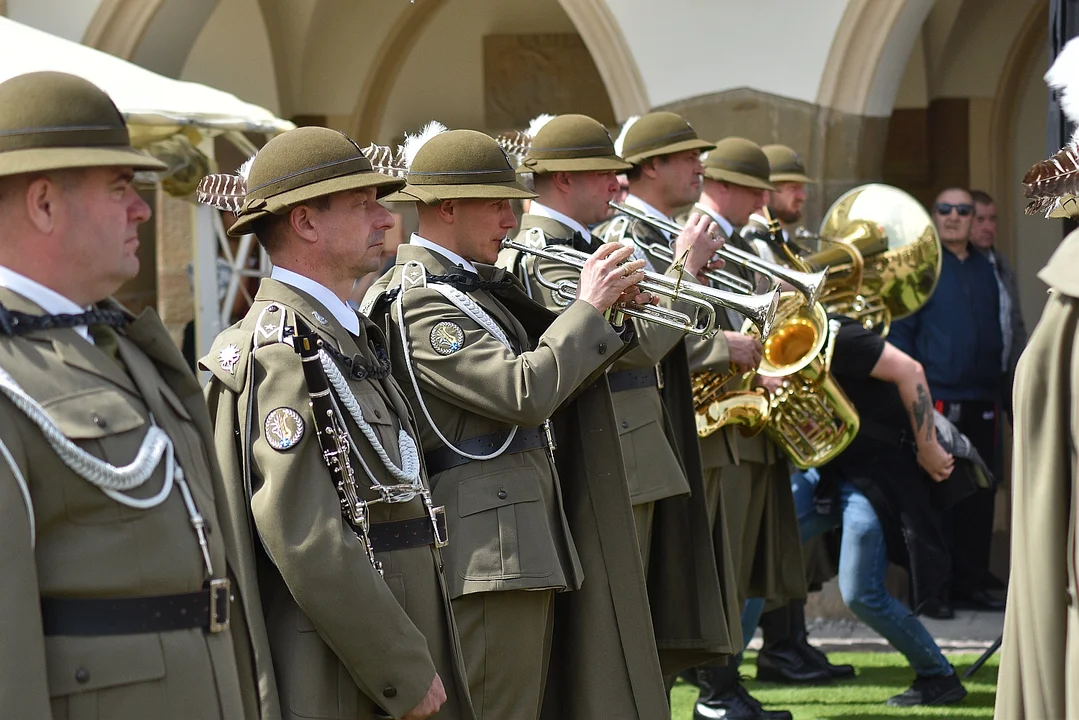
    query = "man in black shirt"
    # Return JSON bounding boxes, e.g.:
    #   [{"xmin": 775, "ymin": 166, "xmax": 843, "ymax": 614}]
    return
[{"xmin": 790, "ymin": 315, "xmax": 968, "ymax": 707}]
